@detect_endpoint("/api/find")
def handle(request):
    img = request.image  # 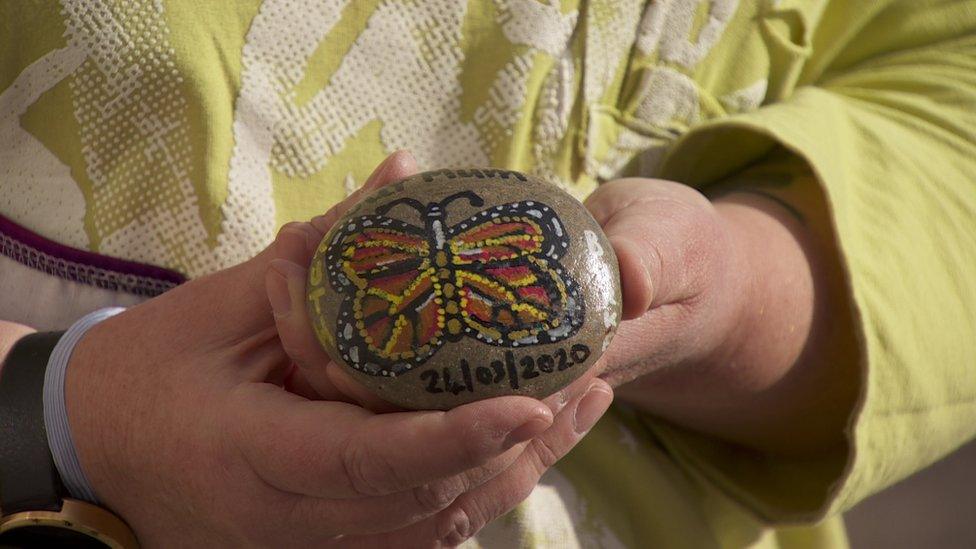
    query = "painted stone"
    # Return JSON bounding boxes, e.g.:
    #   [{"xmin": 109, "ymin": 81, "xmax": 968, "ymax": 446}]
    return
[{"xmin": 306, "ymin": 168, "xmax": 621, "ymax": 410}]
